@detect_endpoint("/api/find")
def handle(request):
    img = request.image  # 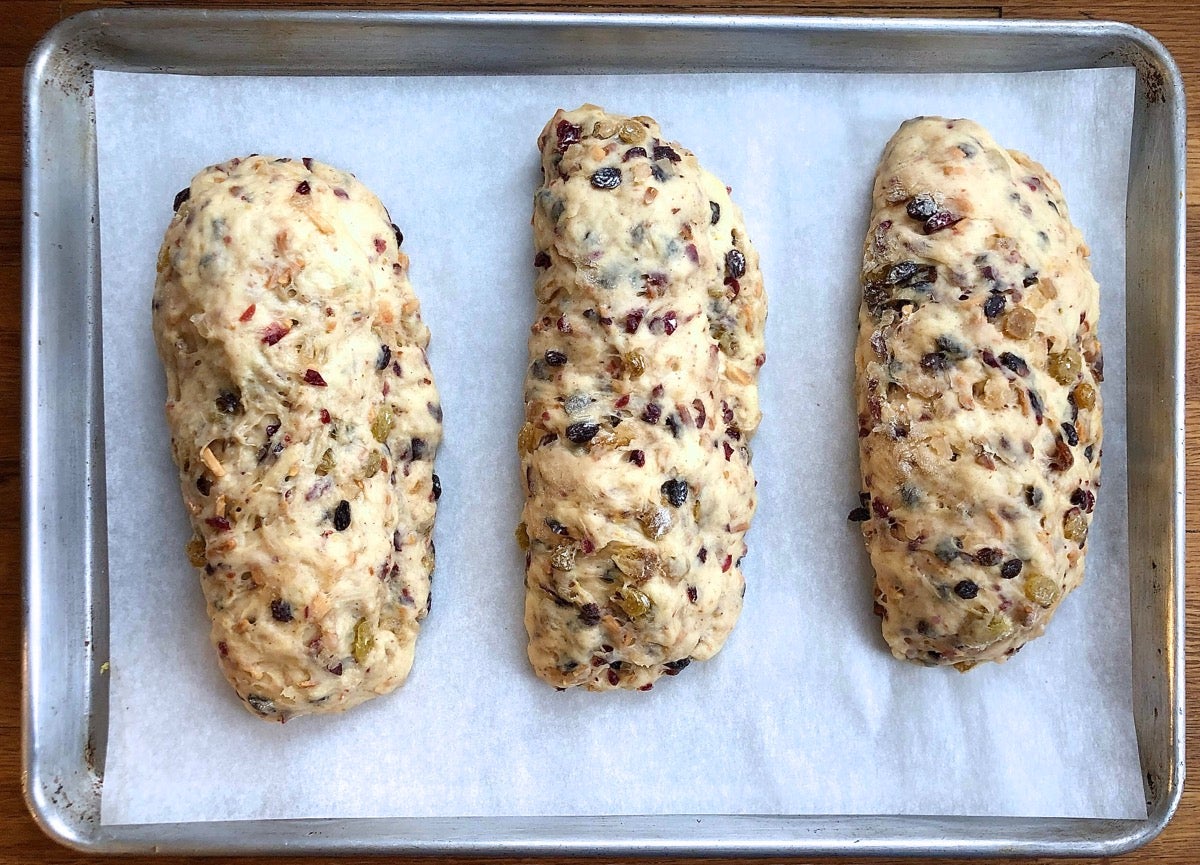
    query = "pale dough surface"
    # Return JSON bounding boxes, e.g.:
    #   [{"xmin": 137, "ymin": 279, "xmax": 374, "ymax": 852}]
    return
[
  {"xmin": 153, "ymin": 155, "xmax": 442, "ymax": 719},
  {"xmin": 856, "ymin": 117, "xmax": 1103, "ymax": 668},
  {"xmin": 522, "ymin": 105, "xmax": 766, "ymax": 690}
]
